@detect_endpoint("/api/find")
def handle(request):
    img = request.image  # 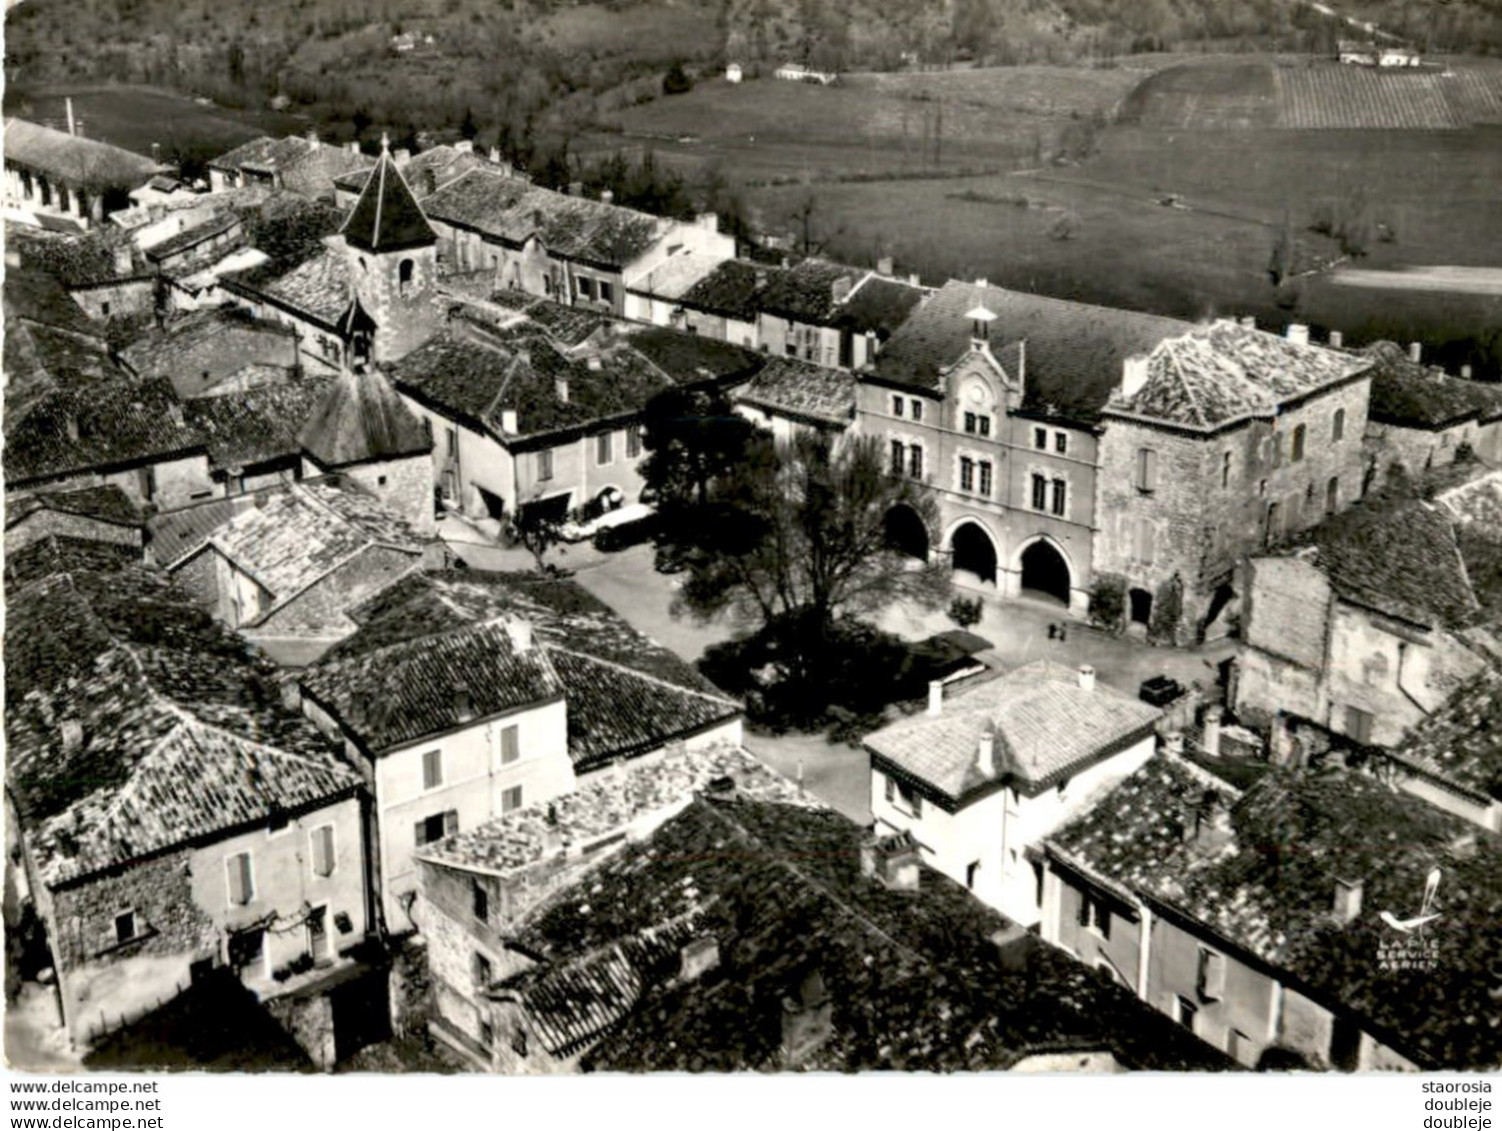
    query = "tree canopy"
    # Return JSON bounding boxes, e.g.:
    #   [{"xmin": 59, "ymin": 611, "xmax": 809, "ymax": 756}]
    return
[{"xmin": 673, "ymin": 431, "xmax": 952, "ymax": 677}]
